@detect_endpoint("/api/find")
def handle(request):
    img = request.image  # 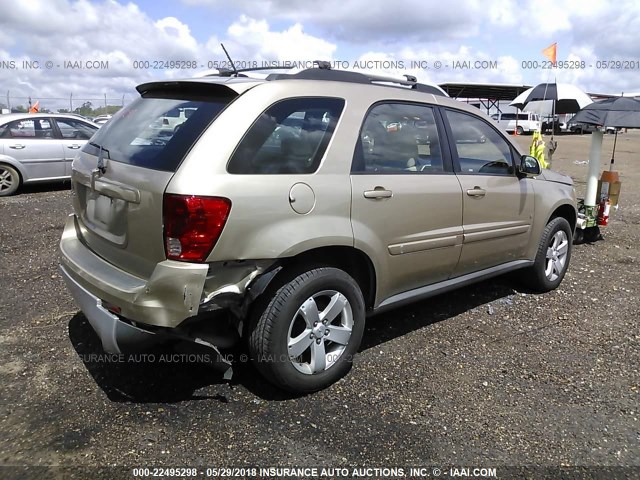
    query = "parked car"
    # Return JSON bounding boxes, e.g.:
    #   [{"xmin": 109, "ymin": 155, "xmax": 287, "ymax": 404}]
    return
[
  {"xmin": 93, "ymin": 115, "xmax": 112, "ymax": 126},
  {"xmin": 568, "ymin": 123, "xmax": 620, "ymax": 134},
  {"xmin": 569, "ymin": 123, "xmax": 599, "ymax": 134},
  {"xmin": 59, "ymin": 67, "xmax": 577, "ymax": 393},
  {"xmin": 491, "ymin": 112, "xmax": 541, "ymax": 134},
  {"xmin": 541, "ymin": 116, "xmax": 565, "ymax": 134},
  {"xmin": 150, "ymin": 107, "xmax": 196, "ymax": 132},
  {"xmin": 0, "ymin": 113, "xmax": 99, "ymax": 196}
]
